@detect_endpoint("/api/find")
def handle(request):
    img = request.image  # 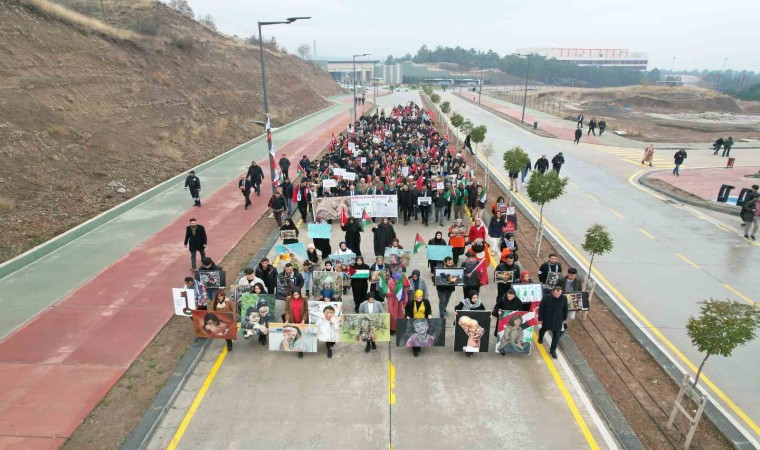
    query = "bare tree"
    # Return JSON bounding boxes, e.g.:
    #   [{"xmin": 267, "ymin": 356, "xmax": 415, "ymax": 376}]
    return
[
  {"xmin": 199, "ymin": 14, "xmax": 217, "ymax": 31},
  {"xmin": 296, "ymin": 43, "xmax": 311, "ymax": 60},
  {"xmin": 167, "ymin": 0, "xmax": 194, "ymax": 19}
]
